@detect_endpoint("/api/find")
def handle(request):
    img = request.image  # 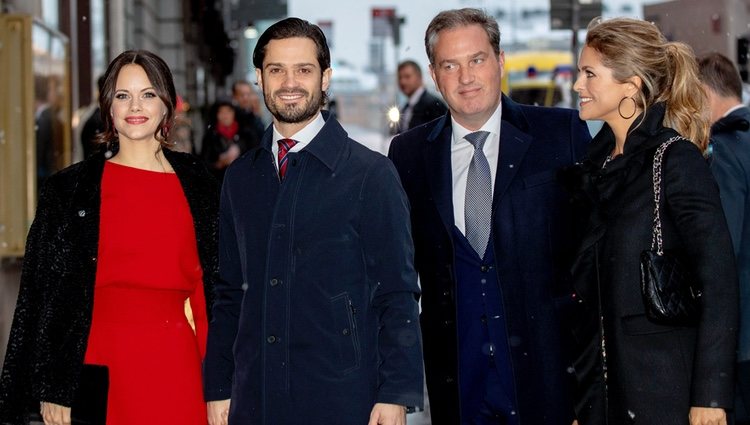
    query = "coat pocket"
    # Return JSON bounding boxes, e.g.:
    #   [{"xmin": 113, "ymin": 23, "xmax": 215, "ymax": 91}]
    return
[{"xmin": 330, "ymin": 292, "xmax": 361, "ymax": 374}]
